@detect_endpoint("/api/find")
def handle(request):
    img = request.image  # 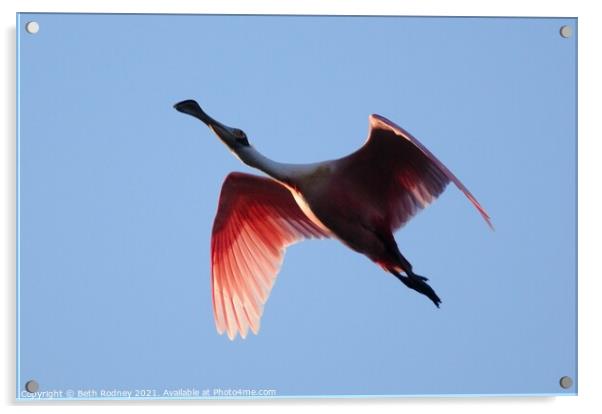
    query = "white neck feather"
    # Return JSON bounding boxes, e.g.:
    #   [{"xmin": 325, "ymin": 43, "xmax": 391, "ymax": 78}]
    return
[{"xmin": 233, "ymin": 145, "xmax": 325, "ymax": 184}]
